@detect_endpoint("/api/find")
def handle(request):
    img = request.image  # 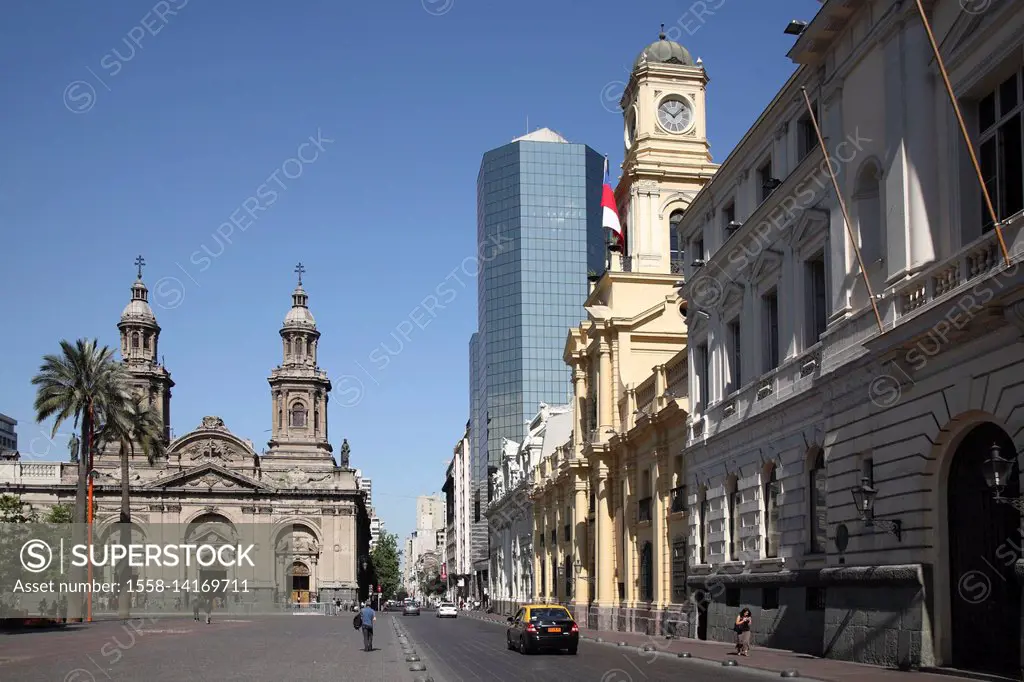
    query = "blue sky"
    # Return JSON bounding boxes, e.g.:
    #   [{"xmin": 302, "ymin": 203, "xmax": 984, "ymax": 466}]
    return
[{"xmin": 0, "ymin": 0, "xmax": 823, "ymax": 545}]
